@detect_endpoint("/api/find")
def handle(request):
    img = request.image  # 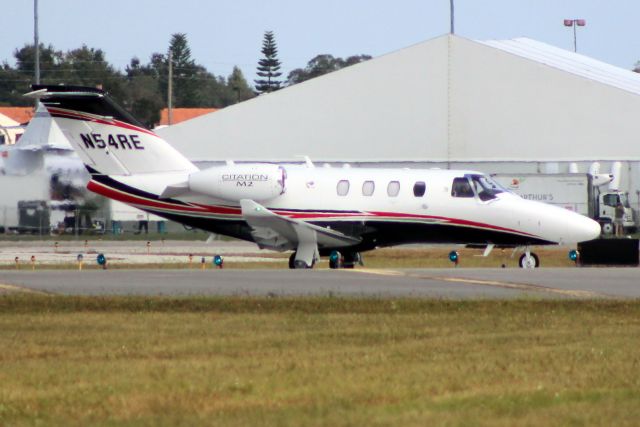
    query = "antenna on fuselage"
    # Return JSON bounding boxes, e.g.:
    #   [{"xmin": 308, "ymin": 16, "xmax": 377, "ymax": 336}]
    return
[{"xmin": 295, "ymin": 155, "xmax": 315, "ymax": 168}]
